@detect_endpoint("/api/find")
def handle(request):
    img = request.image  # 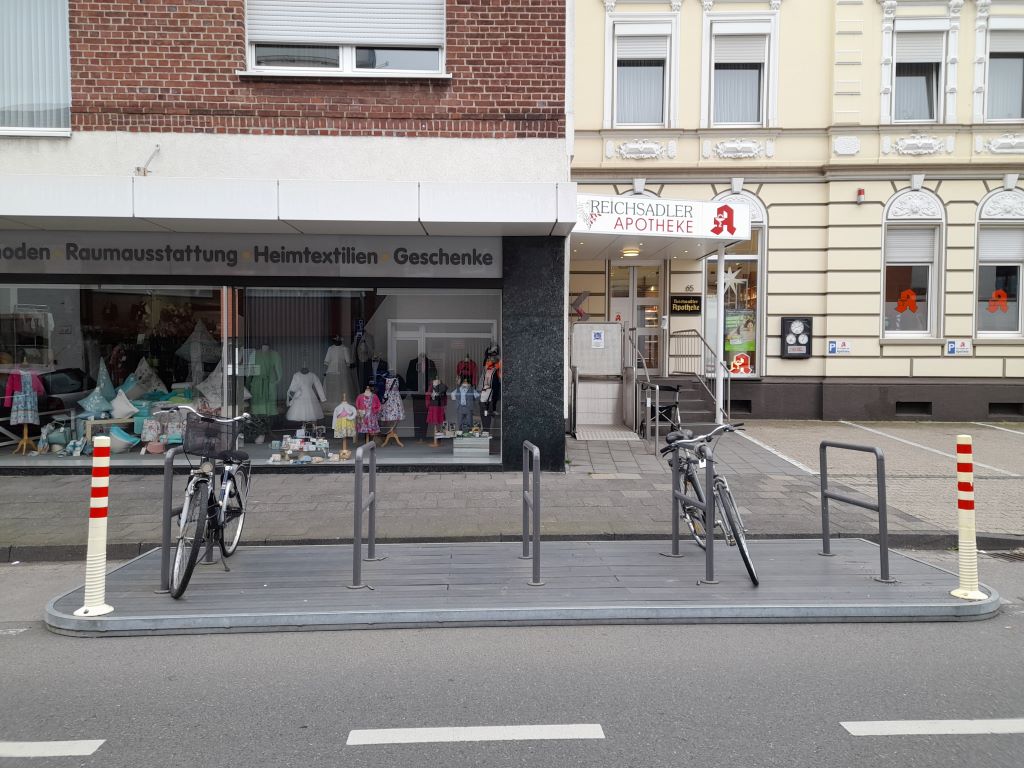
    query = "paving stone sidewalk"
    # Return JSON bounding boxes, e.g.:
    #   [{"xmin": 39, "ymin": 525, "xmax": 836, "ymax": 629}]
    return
[{"xmin": 3, "ymin": 429, "xmax": 1002, "ymax": 562}]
